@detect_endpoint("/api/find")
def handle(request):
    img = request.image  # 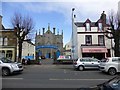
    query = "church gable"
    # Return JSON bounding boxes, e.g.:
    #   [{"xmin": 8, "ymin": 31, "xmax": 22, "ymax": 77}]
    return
[{"xmin": 46, "ymin": 30, "xmax": 53, "ymax": 35}]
